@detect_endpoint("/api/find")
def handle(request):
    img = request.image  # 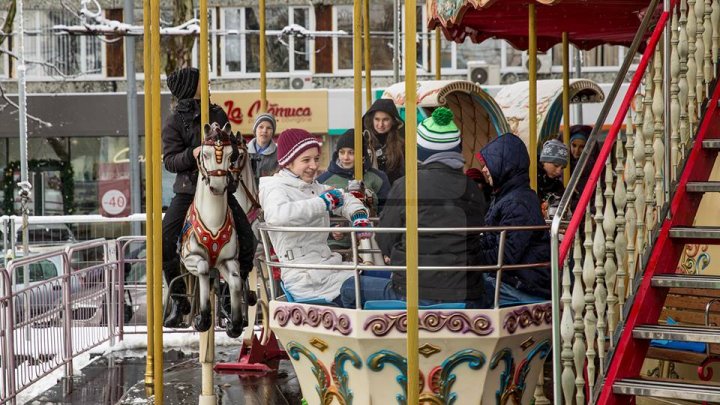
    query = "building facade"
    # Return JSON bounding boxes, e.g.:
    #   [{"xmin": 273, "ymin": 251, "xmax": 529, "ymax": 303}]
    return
[{"xmin": 0, "ymin": 0, "xmax": 626, "ymax": 215}]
